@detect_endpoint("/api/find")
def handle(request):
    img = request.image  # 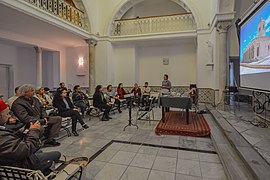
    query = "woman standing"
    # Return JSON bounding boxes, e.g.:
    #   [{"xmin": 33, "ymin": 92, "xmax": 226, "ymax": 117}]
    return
[{"xmin": 53, "ymin": 88, "xmax": 89, "ymax": 136}]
